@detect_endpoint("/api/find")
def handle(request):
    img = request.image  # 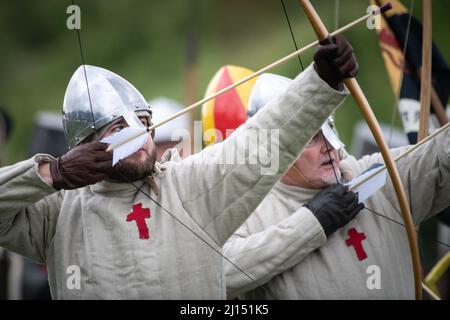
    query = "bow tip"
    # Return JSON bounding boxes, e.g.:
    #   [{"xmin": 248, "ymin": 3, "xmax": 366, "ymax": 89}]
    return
[{"xmin": 379, "ymin": 2, "xmax": 392, "ymax": 14}]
